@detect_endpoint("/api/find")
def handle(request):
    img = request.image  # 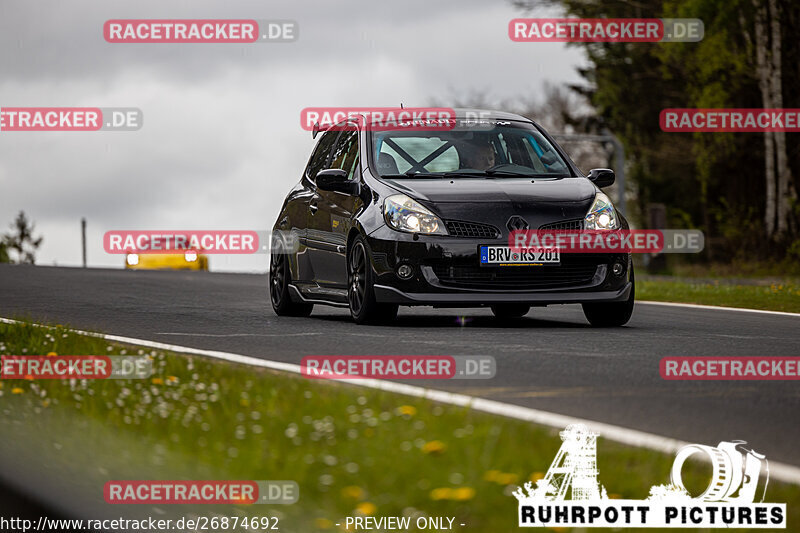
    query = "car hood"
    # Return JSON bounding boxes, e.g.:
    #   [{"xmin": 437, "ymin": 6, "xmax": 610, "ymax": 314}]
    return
[{"xmin": 382, "ymin": 177, "xmax": 598, "ymax": 228}]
